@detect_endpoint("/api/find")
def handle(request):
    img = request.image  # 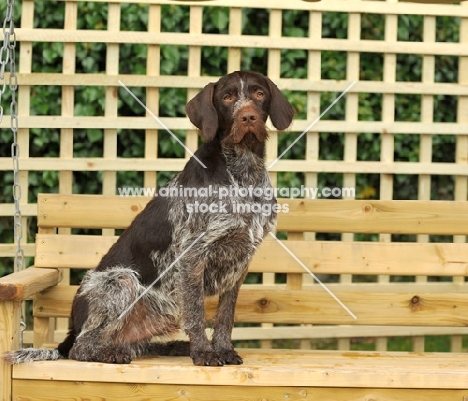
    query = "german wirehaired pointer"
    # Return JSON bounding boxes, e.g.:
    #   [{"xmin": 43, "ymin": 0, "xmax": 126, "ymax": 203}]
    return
[{"xmin": 5, "ymin": 71, "xmax": 294, "ymax": 366}]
